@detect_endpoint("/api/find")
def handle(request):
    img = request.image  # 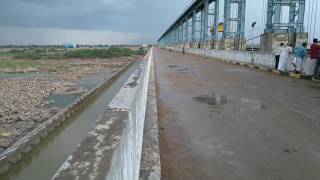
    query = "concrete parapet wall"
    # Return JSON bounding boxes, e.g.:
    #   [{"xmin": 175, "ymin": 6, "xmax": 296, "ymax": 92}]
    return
[
  {"xmin": 139, "ymin": 54, "xmax": 161, "ymax": 180},
  {"xmin": 167, "ymin": 47, "xmax": 313, "ymax": 75},
  {"xmin": 0, "ymin": 61, "xmax": 134, "ymax": 176},
  {"xmin": 53, "ymin": 48, "xmax": 154, "ymax": 180}
]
